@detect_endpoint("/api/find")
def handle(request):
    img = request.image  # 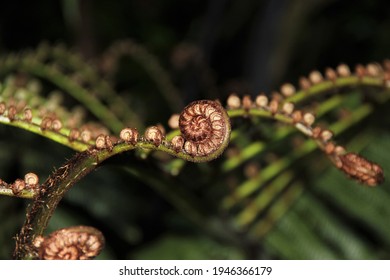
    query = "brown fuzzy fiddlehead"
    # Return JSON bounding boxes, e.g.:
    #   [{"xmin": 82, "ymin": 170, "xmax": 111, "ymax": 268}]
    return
[
  {"xmin": 33, "ymin": 226, "xmax": 104, "ymax": 260},
  {"xmin": 177, "ymin": 100, "xmax": 231, "ymax": 161},
  {"xmin": 338, "ymin": 153, "xmax": 384, "ymax": 187}
]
